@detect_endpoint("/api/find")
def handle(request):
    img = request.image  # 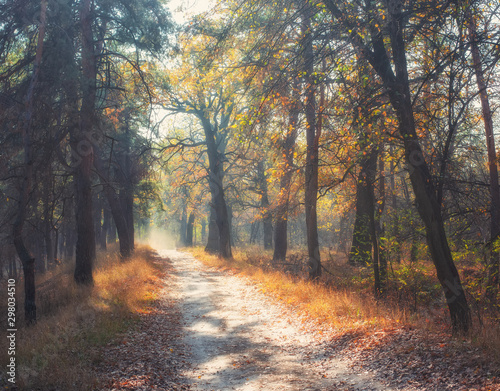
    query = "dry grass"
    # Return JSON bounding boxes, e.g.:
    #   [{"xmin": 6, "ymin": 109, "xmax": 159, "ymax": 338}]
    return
[
  {"xmin": 186, "ymin": 246, "xmax": 500, "ymax": 360},
  {"xmin": 187, "ymin": 246, "xmax": 405, "ymax": 333},
  {"xmin": 0, "ymin": 245, "xmax": 162, "ymax": 391}
]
